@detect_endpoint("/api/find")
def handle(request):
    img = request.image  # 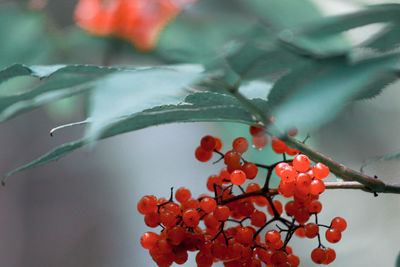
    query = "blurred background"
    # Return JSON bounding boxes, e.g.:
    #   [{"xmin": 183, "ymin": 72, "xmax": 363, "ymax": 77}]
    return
[{"xmin": 0, "ymin": 0, "xmax": 399, "ymax": 266}]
